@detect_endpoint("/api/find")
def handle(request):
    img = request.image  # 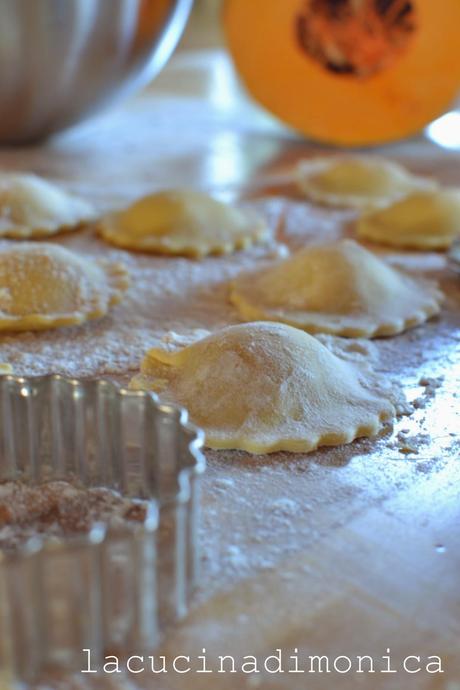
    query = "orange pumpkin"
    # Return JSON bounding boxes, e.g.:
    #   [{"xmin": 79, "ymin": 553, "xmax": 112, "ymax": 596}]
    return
[{"xmin": 223, "ymin": 0, "xmax": 460, "ymax": 146}]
